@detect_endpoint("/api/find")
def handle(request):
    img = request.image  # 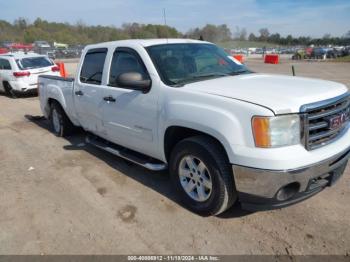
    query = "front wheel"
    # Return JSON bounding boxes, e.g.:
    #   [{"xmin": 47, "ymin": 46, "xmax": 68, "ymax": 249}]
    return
[{"xmin": 169, "ymin": 136, "xmax": 237, "ymax": 216}]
